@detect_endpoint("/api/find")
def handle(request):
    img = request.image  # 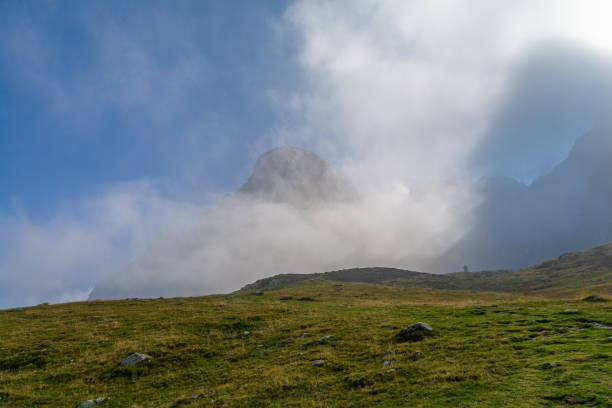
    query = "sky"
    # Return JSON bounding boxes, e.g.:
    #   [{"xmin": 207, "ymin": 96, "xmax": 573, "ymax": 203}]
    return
[{"xmin": 2, "ymin": 0, "xmax": 612, "ymax": 308}]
